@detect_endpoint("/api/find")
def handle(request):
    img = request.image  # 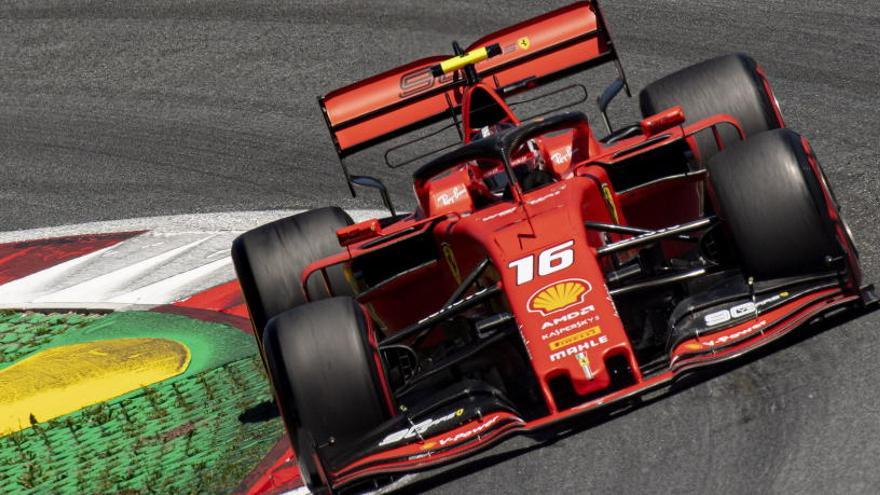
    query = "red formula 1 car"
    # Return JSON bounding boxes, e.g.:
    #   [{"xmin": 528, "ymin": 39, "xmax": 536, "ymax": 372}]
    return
[{"xmin": 232, "ymin": 2, "xmax": 876, "ymax": 493}]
